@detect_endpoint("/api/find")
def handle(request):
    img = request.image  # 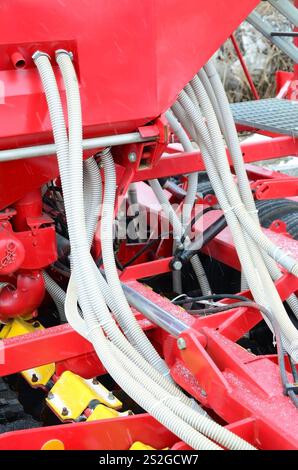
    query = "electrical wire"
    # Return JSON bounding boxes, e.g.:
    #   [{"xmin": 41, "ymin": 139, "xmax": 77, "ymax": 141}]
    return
[{"xmin": 173, "ymin": 293, "xmax": 251, "ymax": 306}]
